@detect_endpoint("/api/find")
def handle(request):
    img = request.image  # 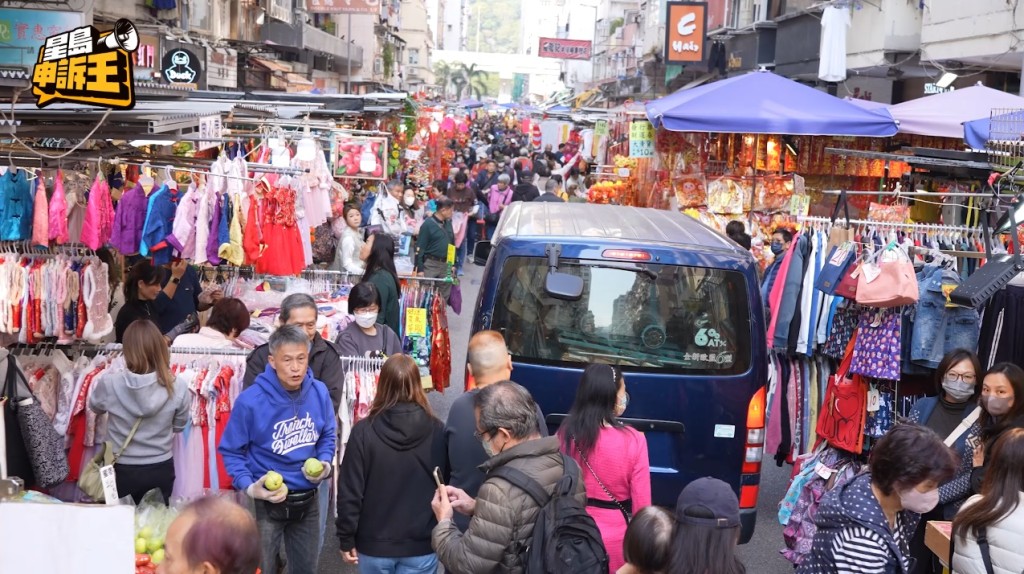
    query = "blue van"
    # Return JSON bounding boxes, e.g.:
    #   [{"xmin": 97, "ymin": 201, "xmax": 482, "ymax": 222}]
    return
[{"xmin": 471, "ymin": 202, "xmax": 767, "ymax": 542}]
